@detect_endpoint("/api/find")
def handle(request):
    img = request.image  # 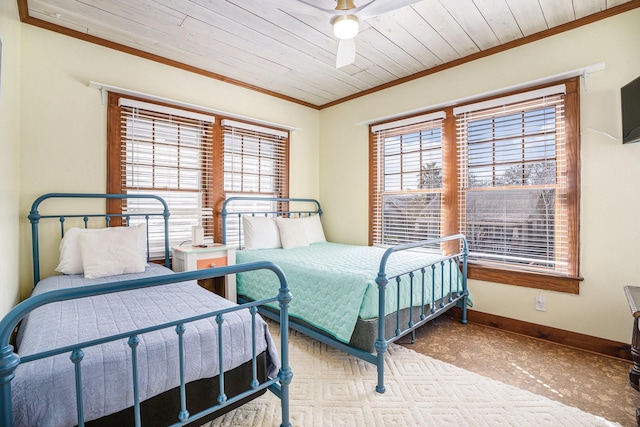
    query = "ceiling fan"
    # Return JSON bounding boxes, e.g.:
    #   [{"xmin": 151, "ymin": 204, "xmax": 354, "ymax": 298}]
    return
[{"xmin": 296, "ymin": 0, "xmax": 424, "ymax": 68}]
